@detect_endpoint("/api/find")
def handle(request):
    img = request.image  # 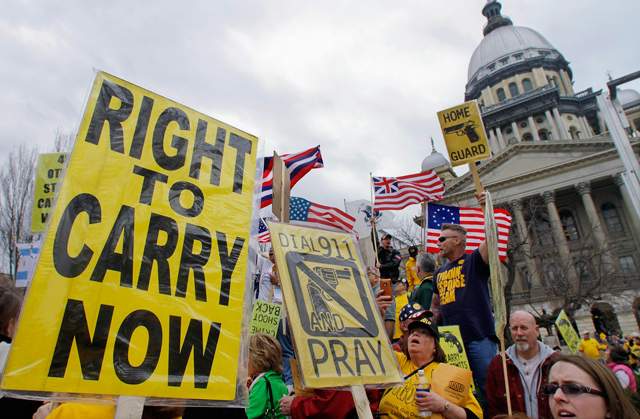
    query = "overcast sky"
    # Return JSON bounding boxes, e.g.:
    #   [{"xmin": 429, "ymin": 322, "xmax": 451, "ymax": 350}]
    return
[{"xmin": 2, "ymin": 0, "xmax": 639, "ymax": 217}]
